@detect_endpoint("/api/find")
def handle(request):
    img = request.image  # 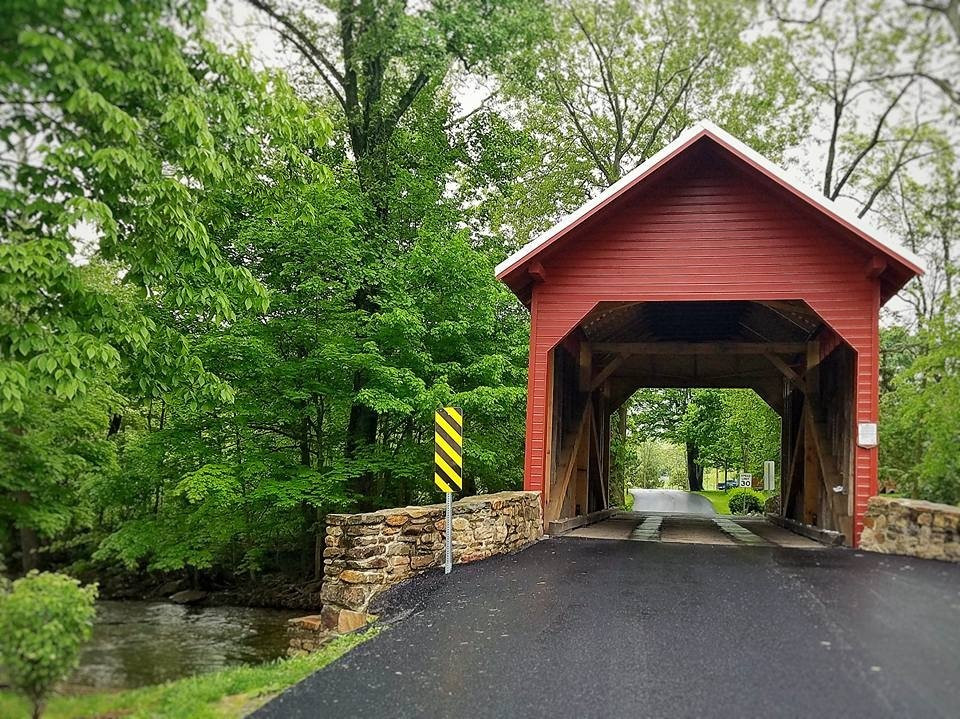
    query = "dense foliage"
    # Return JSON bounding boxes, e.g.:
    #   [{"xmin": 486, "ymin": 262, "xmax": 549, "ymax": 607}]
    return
[
  {"xmin": 614, "ymin": 389, "xmax": 780, "ymax": 493},
  {"xmin": 0, "ymin": 571, "xmax": 98, "ymax": 718},
  {"xmin": 1, "ymin": 0, "xmax": 531, "ymax": 582},
  {"xmin": 880, "ymin": 308, "xmax": 960, "ymax": 505}
]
